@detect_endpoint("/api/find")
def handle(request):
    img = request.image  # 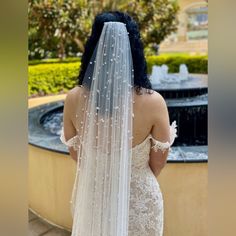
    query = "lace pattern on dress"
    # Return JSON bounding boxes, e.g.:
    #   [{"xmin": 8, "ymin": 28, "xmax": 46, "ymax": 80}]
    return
[
  {"xmin": 150, "ymin": 121, "xmax": 178, "ymax": 153},
  {"xmin": 129, "ymin": 139, "xmax": 164, "ymax": 235},
  {"xmin": 60, "ymin": 121, "xmax": 177, "ymax": 236},
  {"xmin": 60, "ymin": 120, "xmax": 178, "ymax": 153},
  {"xmin": 60, "ymin": 129, "xmax": 80, "ymax": 151}
]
